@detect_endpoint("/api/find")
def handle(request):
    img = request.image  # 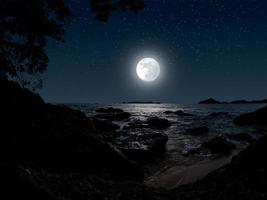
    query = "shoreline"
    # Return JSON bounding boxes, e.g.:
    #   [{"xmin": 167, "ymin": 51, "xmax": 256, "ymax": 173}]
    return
[{"xmin": 145, "ymin": 144, "xmax": 246, "ymax": 189}]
